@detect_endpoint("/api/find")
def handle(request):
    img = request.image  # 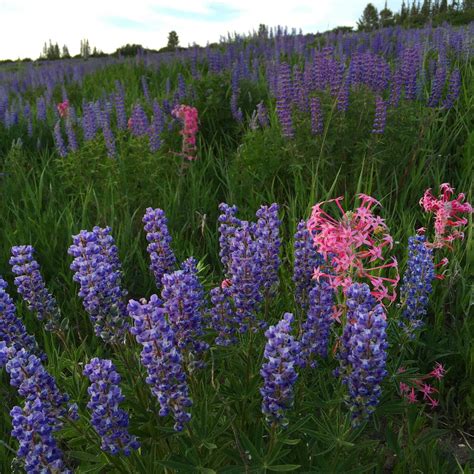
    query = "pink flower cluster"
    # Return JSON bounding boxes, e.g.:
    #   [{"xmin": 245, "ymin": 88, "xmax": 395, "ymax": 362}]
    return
[
  {"xmin": 307, "ymin": 194, "xmax": 399, "ymax": 305},
  {"xmin": 172, "ymin": 104, "xmax": 199, "ymax": 161},
  {"xmin": 419, "ymin": 183, "xmax": 472, "ymax": 249},
  {"xmin": 57, "ymin": 100, "xmax": 69, "ymax": 118},
  {"xmin": 398, "ymin": 362, "xmax": 445, "ymax": 409}
]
